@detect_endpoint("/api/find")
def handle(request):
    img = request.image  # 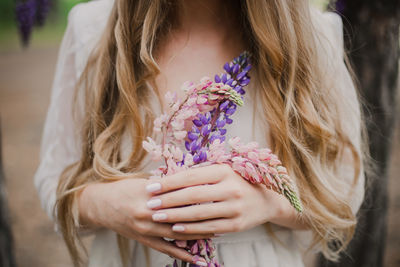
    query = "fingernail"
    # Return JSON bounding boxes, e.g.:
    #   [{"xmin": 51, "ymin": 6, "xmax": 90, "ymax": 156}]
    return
[
  {"xmin": 146, "ymin": 183, "xmax": 161, "ymax": 193},
  {"xmin": 152, "ymin": 213, "xmax": 167, "ymax": 221},
  {"xmin": 214, "ymin": 233, "xmax": 224, "ymax": 237},
  {"xmin": 192, "ymin": 256, "xmax": 207, "ymax": 266},
  {"xmin": 172, "ymin": 224, "xmax": 185, "ymax": 232},
  {"xmin": 147, "ymin": 198, "xmax": 162, "ymax": 209}
]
